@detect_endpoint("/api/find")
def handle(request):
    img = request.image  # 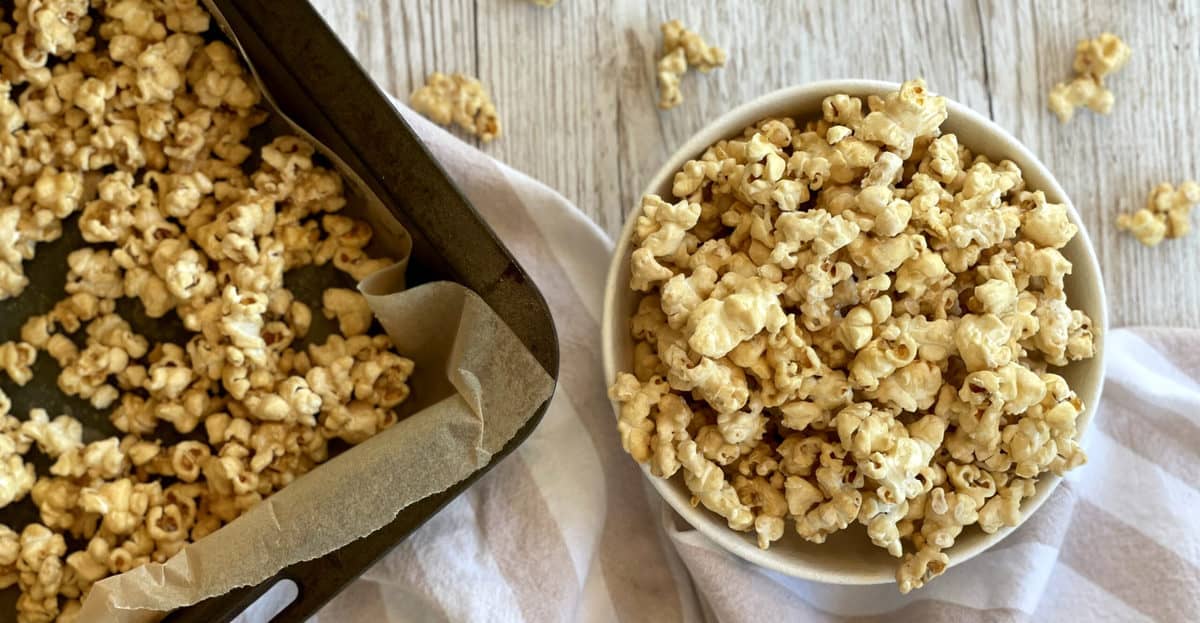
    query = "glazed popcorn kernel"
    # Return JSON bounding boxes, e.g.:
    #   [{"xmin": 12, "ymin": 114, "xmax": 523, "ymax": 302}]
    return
[
  {"xmin": 1048, "ymin": 32, "xmax": 1131, "ymax": 123},
  {"xmin": 610, "ymin": 79, "xmax": 1097, "ymax": 593},
  {"xmin": 1117, "ymin": 180, "xmax": 1200, "ymax": 246},
  {"xmin": 410, "ymin": 72, "xmax": 502, "ymax": 142},
  {"xmin": 0, "ymin": 1, "xmax": 418, "ymax": 620},
  {"xmin": 655, "ymin": 20, "xmax": 727, "ymax": 110}
]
